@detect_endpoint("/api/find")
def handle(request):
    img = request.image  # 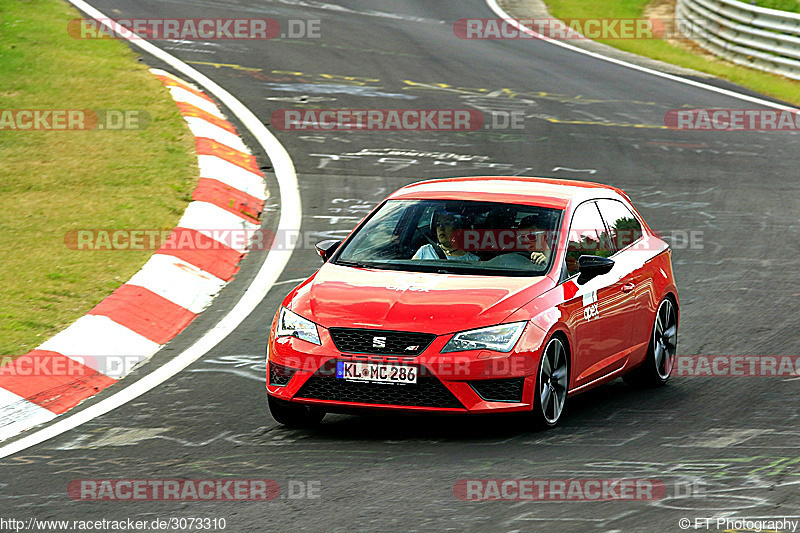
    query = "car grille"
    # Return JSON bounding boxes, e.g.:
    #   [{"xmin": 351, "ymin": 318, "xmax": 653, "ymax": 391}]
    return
[
  {"xmin": 269, "ymin": 362, "xmax": 296, "ymax": 387},
  {"xmin": 296, "ymin": 368, "xmax": 463, "ymax": 408},
  {"xmin": 469, "ymin": 378, "xmax": 525, "ymax": 403},
  {"xmin": 328, "ymin": 328, "xmax": 435, "ymax": 356}
]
